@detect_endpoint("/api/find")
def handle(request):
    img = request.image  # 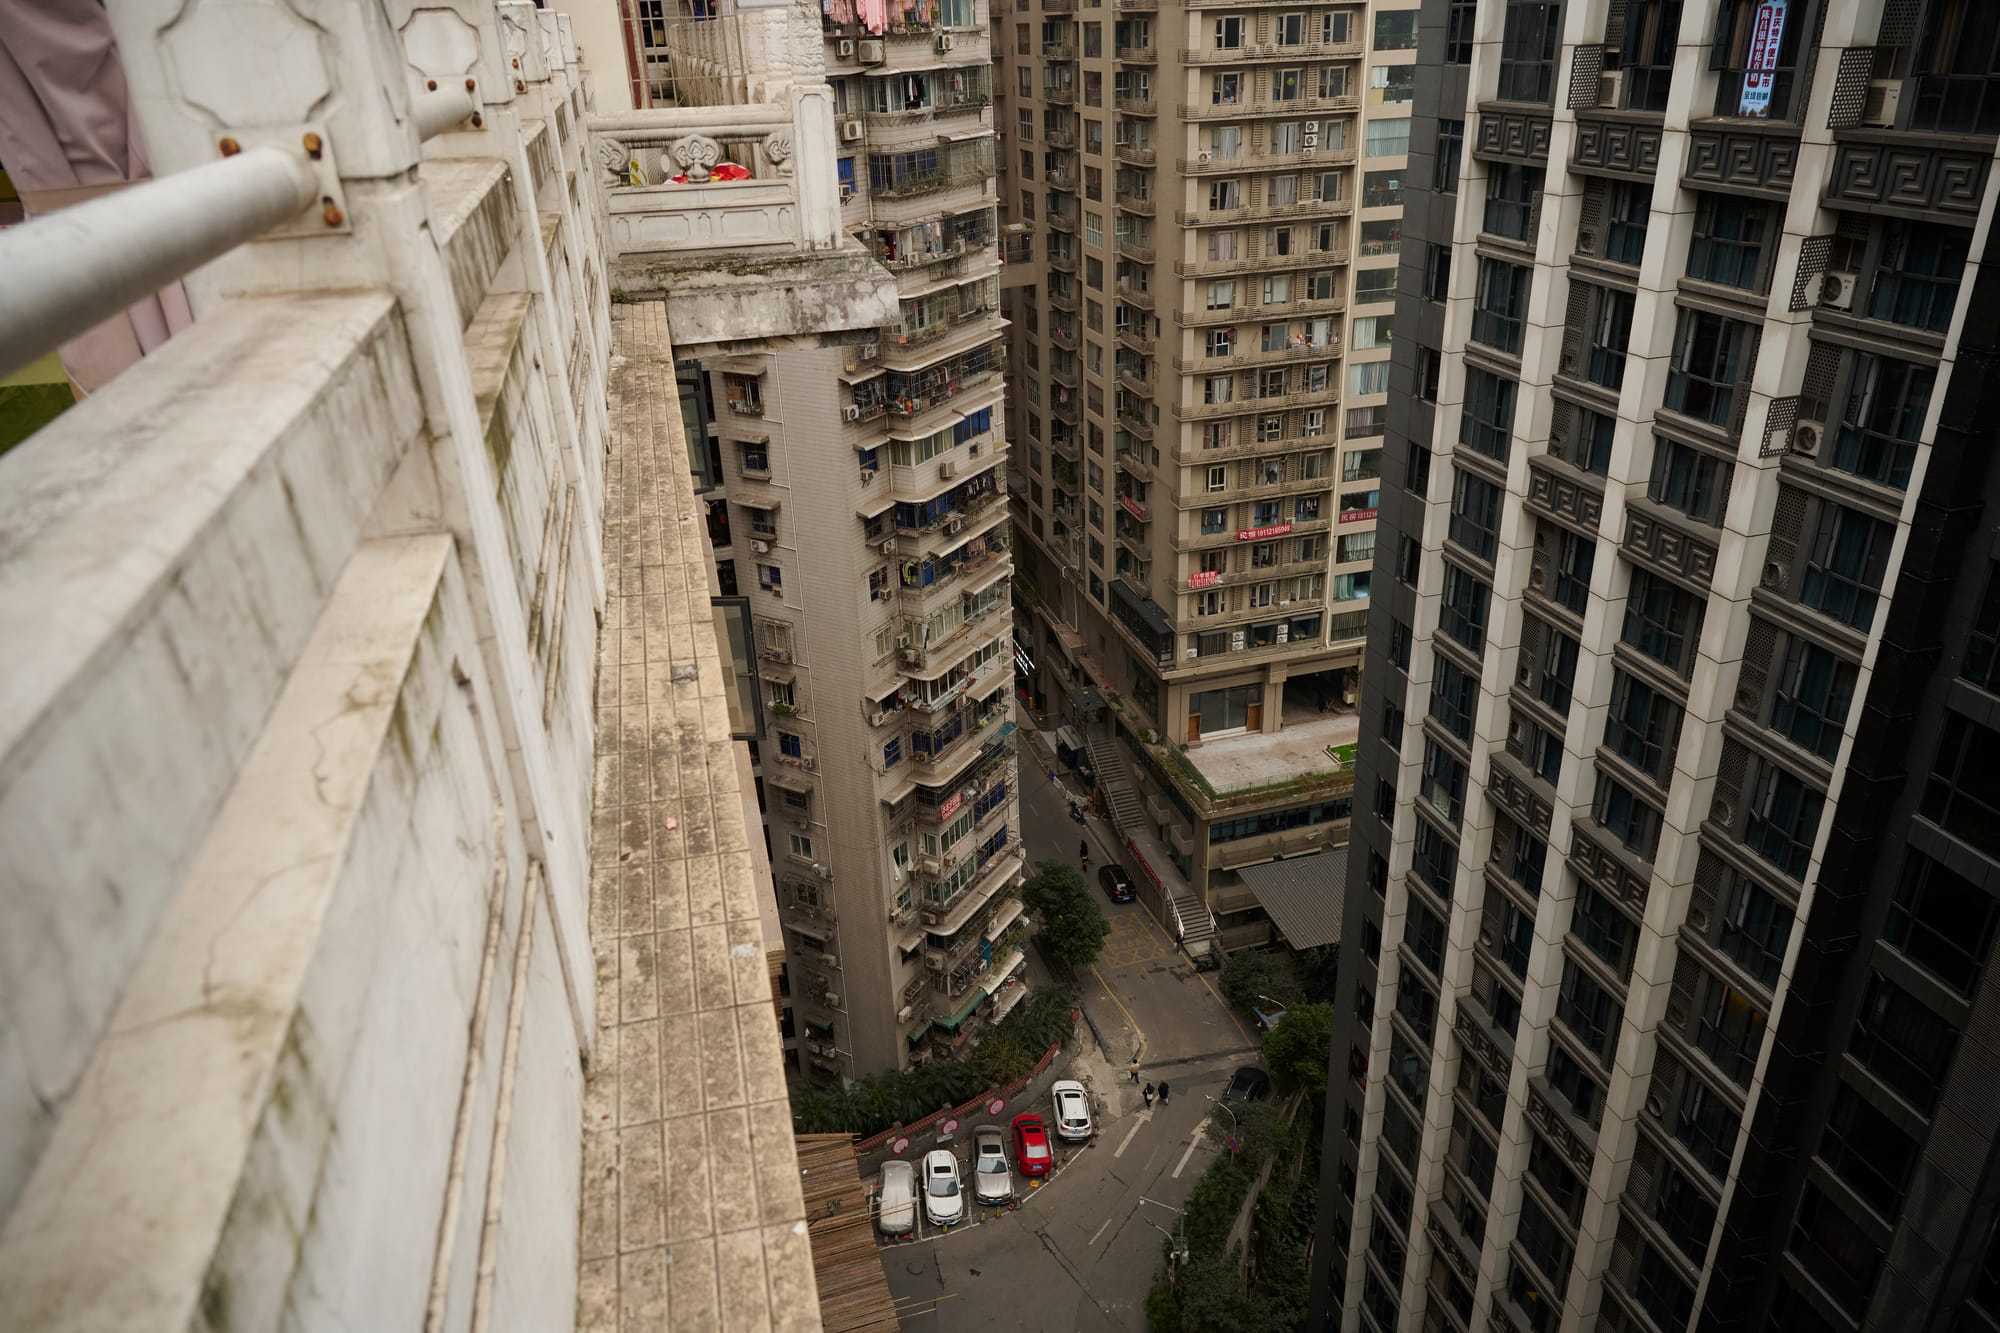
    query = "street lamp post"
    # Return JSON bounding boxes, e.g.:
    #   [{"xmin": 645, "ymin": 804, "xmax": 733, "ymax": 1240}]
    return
[
  {"xmin": 1205, "ymin": 1093, "xmax": 1238, "ymax": 1131},
  {"xmin": 1138, "ymin": 1198, "xmax": 1191, "ymax": 1279}
]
